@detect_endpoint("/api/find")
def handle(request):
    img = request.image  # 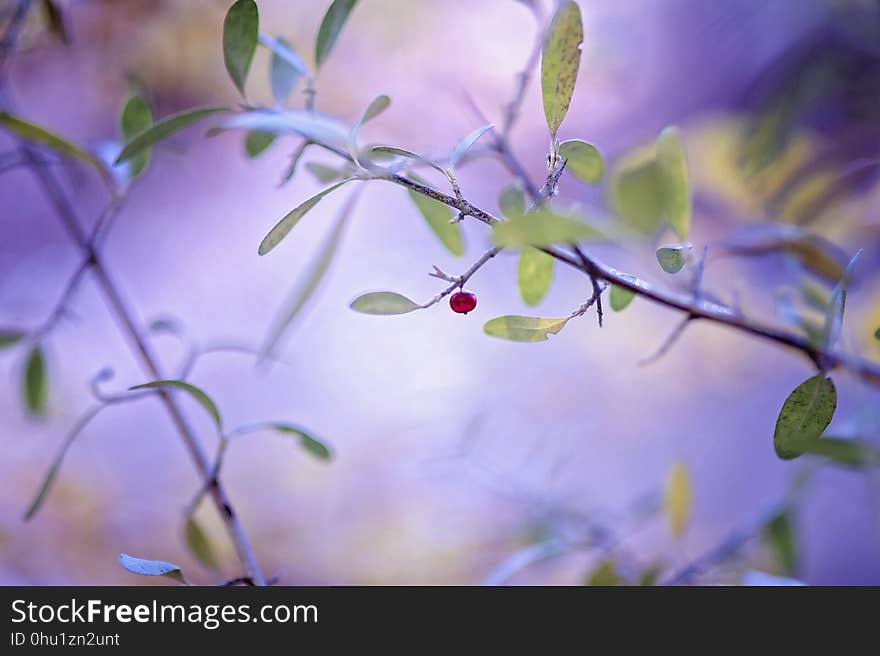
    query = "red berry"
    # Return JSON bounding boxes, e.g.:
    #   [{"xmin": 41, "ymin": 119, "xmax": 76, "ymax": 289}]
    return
[{"xmin": 449, "ymin": 291, "xmax": 477, "ymax": 314}]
